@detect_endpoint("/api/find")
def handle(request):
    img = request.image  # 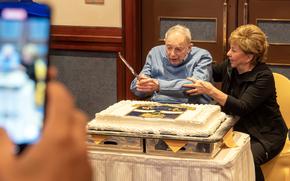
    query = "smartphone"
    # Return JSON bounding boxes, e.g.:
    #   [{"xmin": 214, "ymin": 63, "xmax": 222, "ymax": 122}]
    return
[{"xmin": 0, "ymin": 5, "xmax": 51, "ymax": 153}]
